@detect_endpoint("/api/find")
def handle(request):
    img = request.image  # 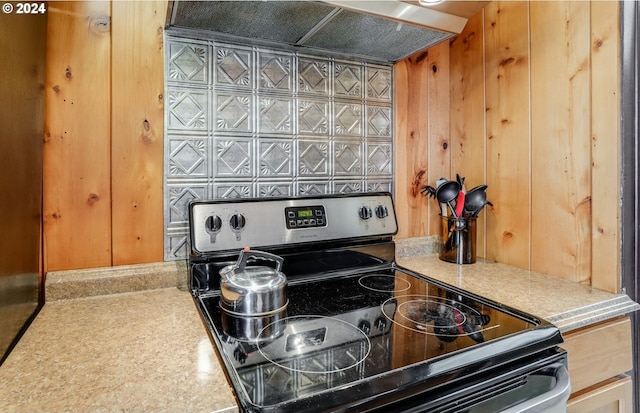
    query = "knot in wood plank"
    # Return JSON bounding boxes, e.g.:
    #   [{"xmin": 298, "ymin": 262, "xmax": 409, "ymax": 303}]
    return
[
  {"xmin": 89, "ymin": 15, "xmax": 111, "ymax": 35},
  {"xmin": 87, "ymin": 193, "xmax": 100, "ymax": 206},
  {"xmin": 141, "ymin": 119, "xmax": 155, "ymax": 144}
]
